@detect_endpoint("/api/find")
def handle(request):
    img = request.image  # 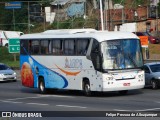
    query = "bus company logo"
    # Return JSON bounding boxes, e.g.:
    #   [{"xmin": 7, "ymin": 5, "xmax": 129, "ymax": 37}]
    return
[
  {"xmin": 55, "ymin": 58, "xmax": 82, "ymax": 76},
  {"xmin": 65, "ymin": 58, "xmax": 82, "ymax": 69}
]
